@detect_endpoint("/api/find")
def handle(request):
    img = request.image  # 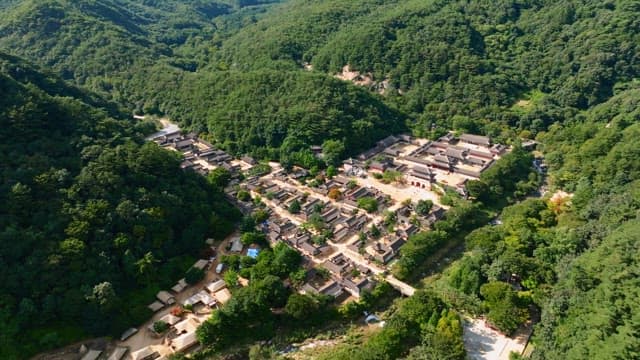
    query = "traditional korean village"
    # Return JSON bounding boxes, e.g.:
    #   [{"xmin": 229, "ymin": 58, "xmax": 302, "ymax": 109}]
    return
[
  {"xmin": 80, "ymin": 122, "xmax": 513, "ymax": 360},
  {"xmin": 4, "ymin": 2, "xmax": 634, "ymax": 360}
]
